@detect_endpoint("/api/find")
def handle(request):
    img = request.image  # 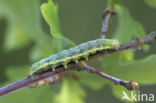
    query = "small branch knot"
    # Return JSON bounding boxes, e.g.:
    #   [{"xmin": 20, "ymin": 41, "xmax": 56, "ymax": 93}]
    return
[
  {"xmin": 102, "ymin": 9, "xmax": 116, "ymax": 18},
  {"xmin": 120, "ymin": 81, "xmax": 139, "ymax": 90}
]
